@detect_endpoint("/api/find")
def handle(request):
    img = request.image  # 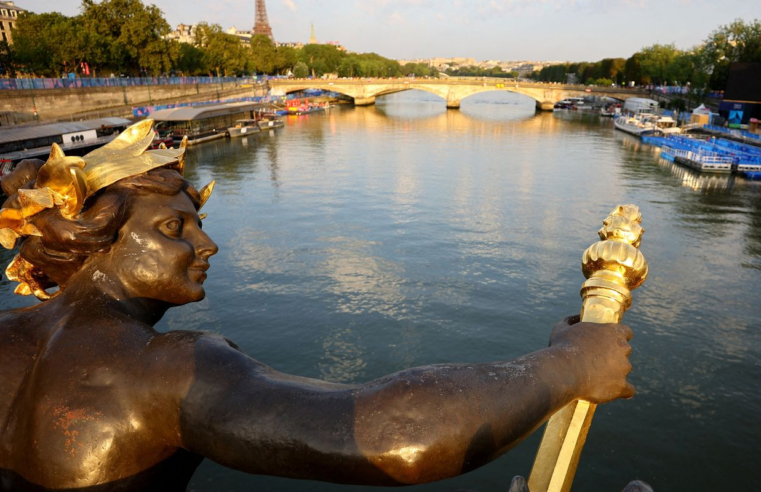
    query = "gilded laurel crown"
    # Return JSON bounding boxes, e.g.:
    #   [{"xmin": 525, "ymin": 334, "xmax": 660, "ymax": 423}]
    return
[{"xmin": 0, "ymin": 119, "xmax": 215, "ymax": 299}]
